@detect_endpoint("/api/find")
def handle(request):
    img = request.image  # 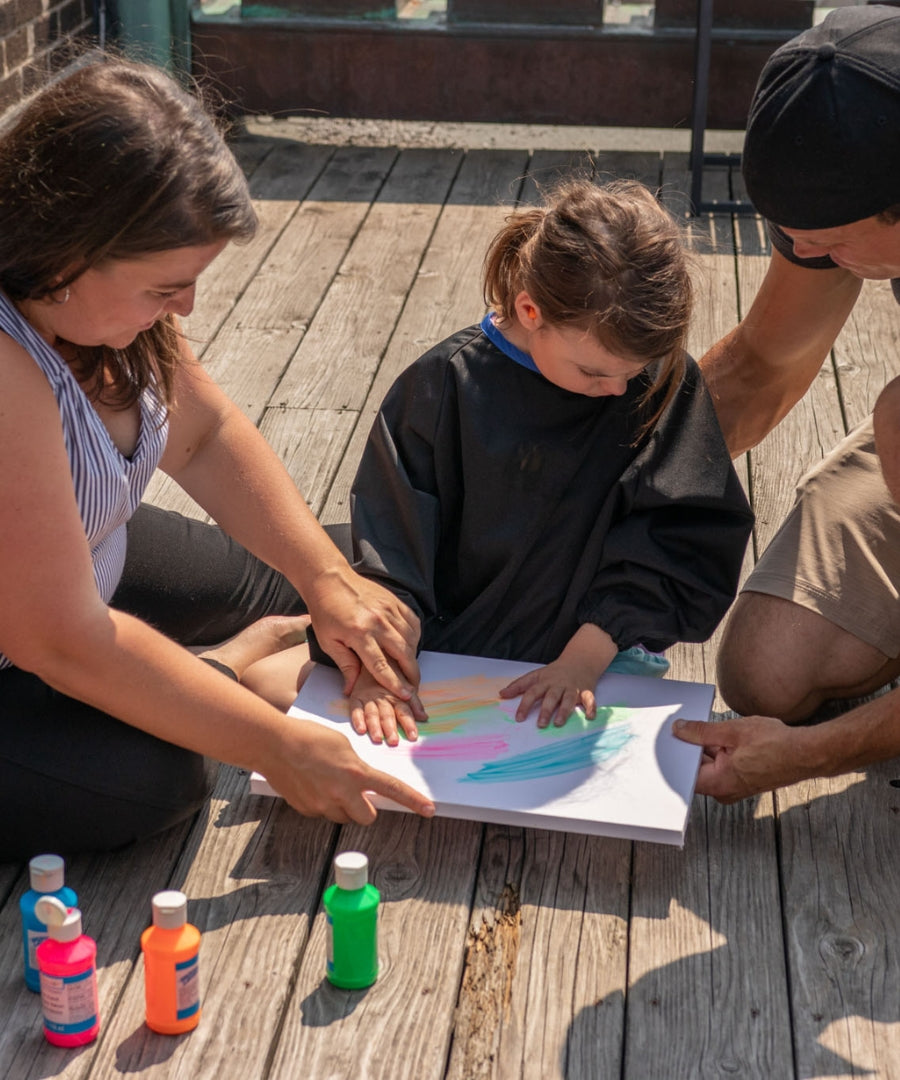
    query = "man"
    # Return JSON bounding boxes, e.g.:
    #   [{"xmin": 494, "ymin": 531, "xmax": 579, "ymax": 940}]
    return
[{"xmin": 673, "ymin": 4, "xmax": 900, "ymax": 801}]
